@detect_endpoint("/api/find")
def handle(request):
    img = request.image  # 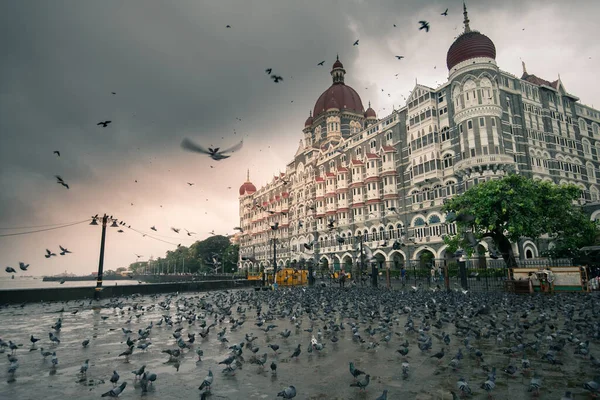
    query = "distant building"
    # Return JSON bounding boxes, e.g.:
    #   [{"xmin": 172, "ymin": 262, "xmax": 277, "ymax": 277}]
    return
[{"xmin": 238, "ymin": 4, "xmax": 600, "ymax": 273}]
